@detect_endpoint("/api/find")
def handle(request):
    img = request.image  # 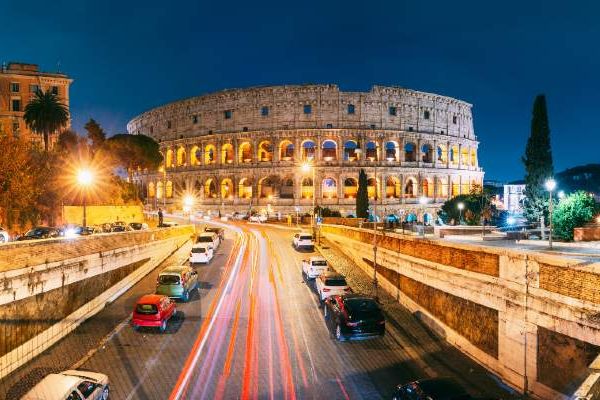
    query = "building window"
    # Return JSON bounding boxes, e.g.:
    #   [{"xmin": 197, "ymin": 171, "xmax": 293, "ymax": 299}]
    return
[
  {"xmin": 167, "ymin": 121, "xmax": 171, "ymax": 129},
  {"xmin": 150, "ymin": 126, "xmax": 154, "ymax": 134},
  {"xmin": 11, "ymin": 99, "xmax": 21, "ymax": 112},
  {"xmin": 29, "ymin": 84, "xmax": 40, "ymax": 94},
  {"xmin": 423, "ymin": 110, "xmax": 430, "ymax": 119},
  {"xmin": 10, "ymin": 83, "xmax": 20, "ymax": 93},
  {"xmin": 12, "ymin": 121, "xmax": 19, "ymax": 135},
  {"xmin": 51, "ymin": 86, "xmax": 59, "ymax": 95},
  {"xmin": 326, "ymin": 123, "xmax": 333, "ymax": 129},
  {"xmin": 243, "ymin": 127, "xmax": 248, "ymax": 132},
  {"xmin": 370, "ymin": 124, "xmax": 376, "ymax": 129},
  {"xmin": 261, "ymin": 106, "xmax": 269, "ymax": 116},
  {"xmin": 192, "ymin": 115, "xmax": 198, "ymax": 124},
  {"xmin": 303, "ymin": 104, "xmax": 312, "ymax": 114},
  {"xmin": 408, "ymin": 126, "xmax": 414, "ymax": 132},
  {"xmin": 389, "ymin": 106, "xmax": 397, "ymax": 116},
  {"xmin": 224, "ymin": 110, "xmax": 232, "ymax": 119},
  {"xmin": 452, "ymin": 115, "xmax": 457, "ymax": 124},
  {"xmin": 347, "ymin": 104, "xmax": 355, "ymax": 114}
]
